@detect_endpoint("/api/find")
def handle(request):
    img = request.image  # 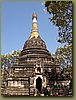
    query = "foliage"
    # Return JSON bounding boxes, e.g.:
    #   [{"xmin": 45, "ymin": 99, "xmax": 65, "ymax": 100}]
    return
[
  {"xmin": 1, "ymin": 50, "xmax": 21, "ymax": 70},
  {"xmin": 52, "ymin": 43, "xmax": 72, "ymax": 69},
  {"xmin": 44, "ymin": 1, "xmax": 72, "ymax": 44}
]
